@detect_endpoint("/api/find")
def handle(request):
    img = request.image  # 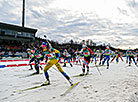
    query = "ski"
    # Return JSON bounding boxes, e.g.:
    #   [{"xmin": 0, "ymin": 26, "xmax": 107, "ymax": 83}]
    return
[
  {"xmin": 125, "ymin": 65, "xmax": 138, "ymax": 67},
  {"xmin": 72, "ymin": 73, "xmax": 92, "ymax": 77},
  {"xmin": 19, "ymin": 83, "xmax": 50, "ymax": 92},
  {"xmin": 19, "ymin": 73, "xmax": 43, "ymax": 78},
  {"xmin": 60, "ymin": 81, "xmax": 80, "ymax": 96},
  {"xmin": 125, "ymin": 65, "xmax": 131, "ymax": 68}
]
